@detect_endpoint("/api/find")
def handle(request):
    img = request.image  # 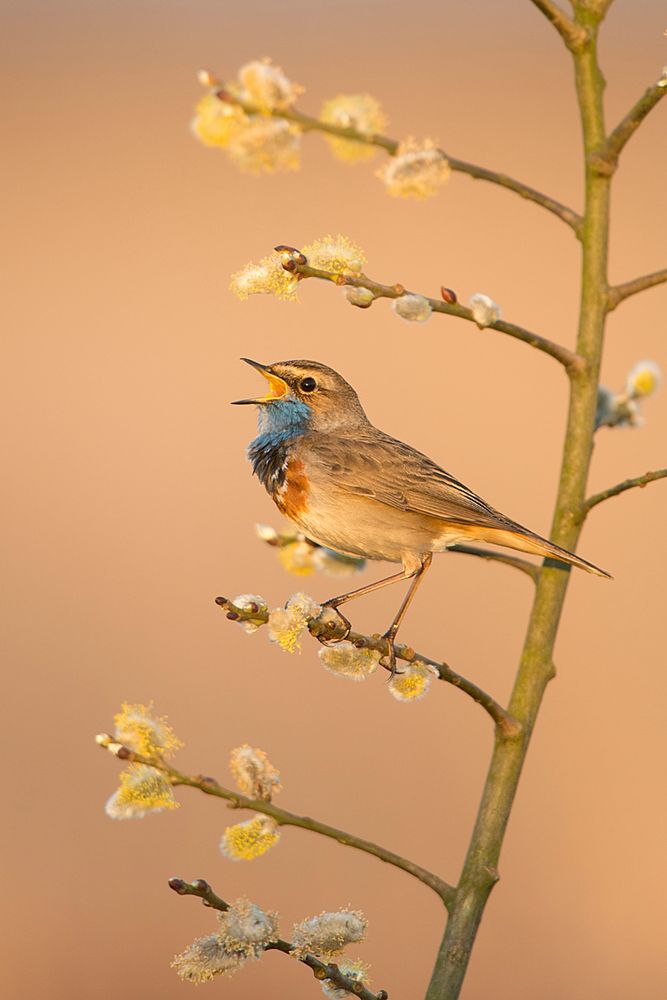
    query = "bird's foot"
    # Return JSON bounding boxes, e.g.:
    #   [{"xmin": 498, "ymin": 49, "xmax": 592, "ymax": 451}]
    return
[
  {"xmin": 315, "ymin": 604, "xmax": 352, "ymax": 646},
  {"xmin": 379, "ymin": 632, "xmax": 398, "ymax": 677}
]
